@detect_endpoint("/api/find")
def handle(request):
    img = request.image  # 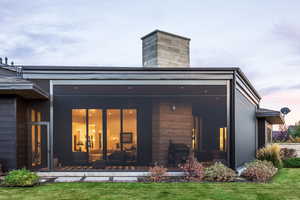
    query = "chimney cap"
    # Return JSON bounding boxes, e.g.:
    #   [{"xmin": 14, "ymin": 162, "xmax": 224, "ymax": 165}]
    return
[{"xmin": 141, "ymin": 29, "xmax": 191, "ymax": 41}]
